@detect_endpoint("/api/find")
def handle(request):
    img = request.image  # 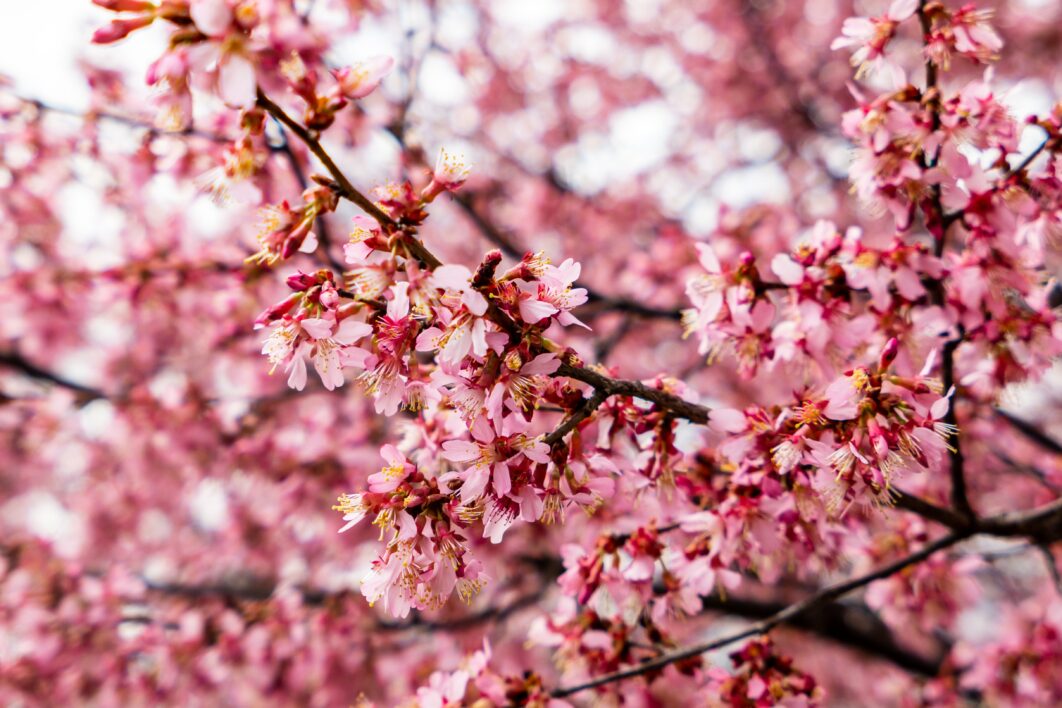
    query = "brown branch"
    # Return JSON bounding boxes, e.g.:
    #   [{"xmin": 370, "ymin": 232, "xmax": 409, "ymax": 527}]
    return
[
  {"xmin": 257, "ymin": 89, "xmax": 709, "ymax": 425},
  {"xmin": 543, "ymin": 388, "xmax": 609, "ymax": 446},
  {"xmin": 976, "ymin": 497, "xmax": 1062, "ymax": 542},
  {"xmin": 941, "ymin": 333, "xmax": 974, "ymax": 520},
  {"xmin": 915, "ymin": 8, "xmax": 972, "ymax": 518},
  {"xmin": 700, "ymin": 594, "xmax": 945, "ymax": 677},
  {"xmin": 269, "ymin": 121, "xmax": 345, "ymax": 274},
  {"xmin": 994, "ymin": 408, "xmax": 1062, "ymax": 456},
  {"xmin": 556, "ymin": 362, "xmax": 710, "ymax": 425},
  {"xmin": 0, "ymin": 351, "xmax": 106, "ymax": 401},
  {"xmin": 144, "ymin": 576, "xmax": 547, "ymax": 633},
  {"xmin": 552, "ymin": 490, "xmax": 1062, "ymax": 696},
  {"xmin": 893, "ymin": 489, "xmax": 971, "ymax": 530},
  {"xmin": 256, "ymin": 90, "xmax": 389, "ymax": 224}
]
